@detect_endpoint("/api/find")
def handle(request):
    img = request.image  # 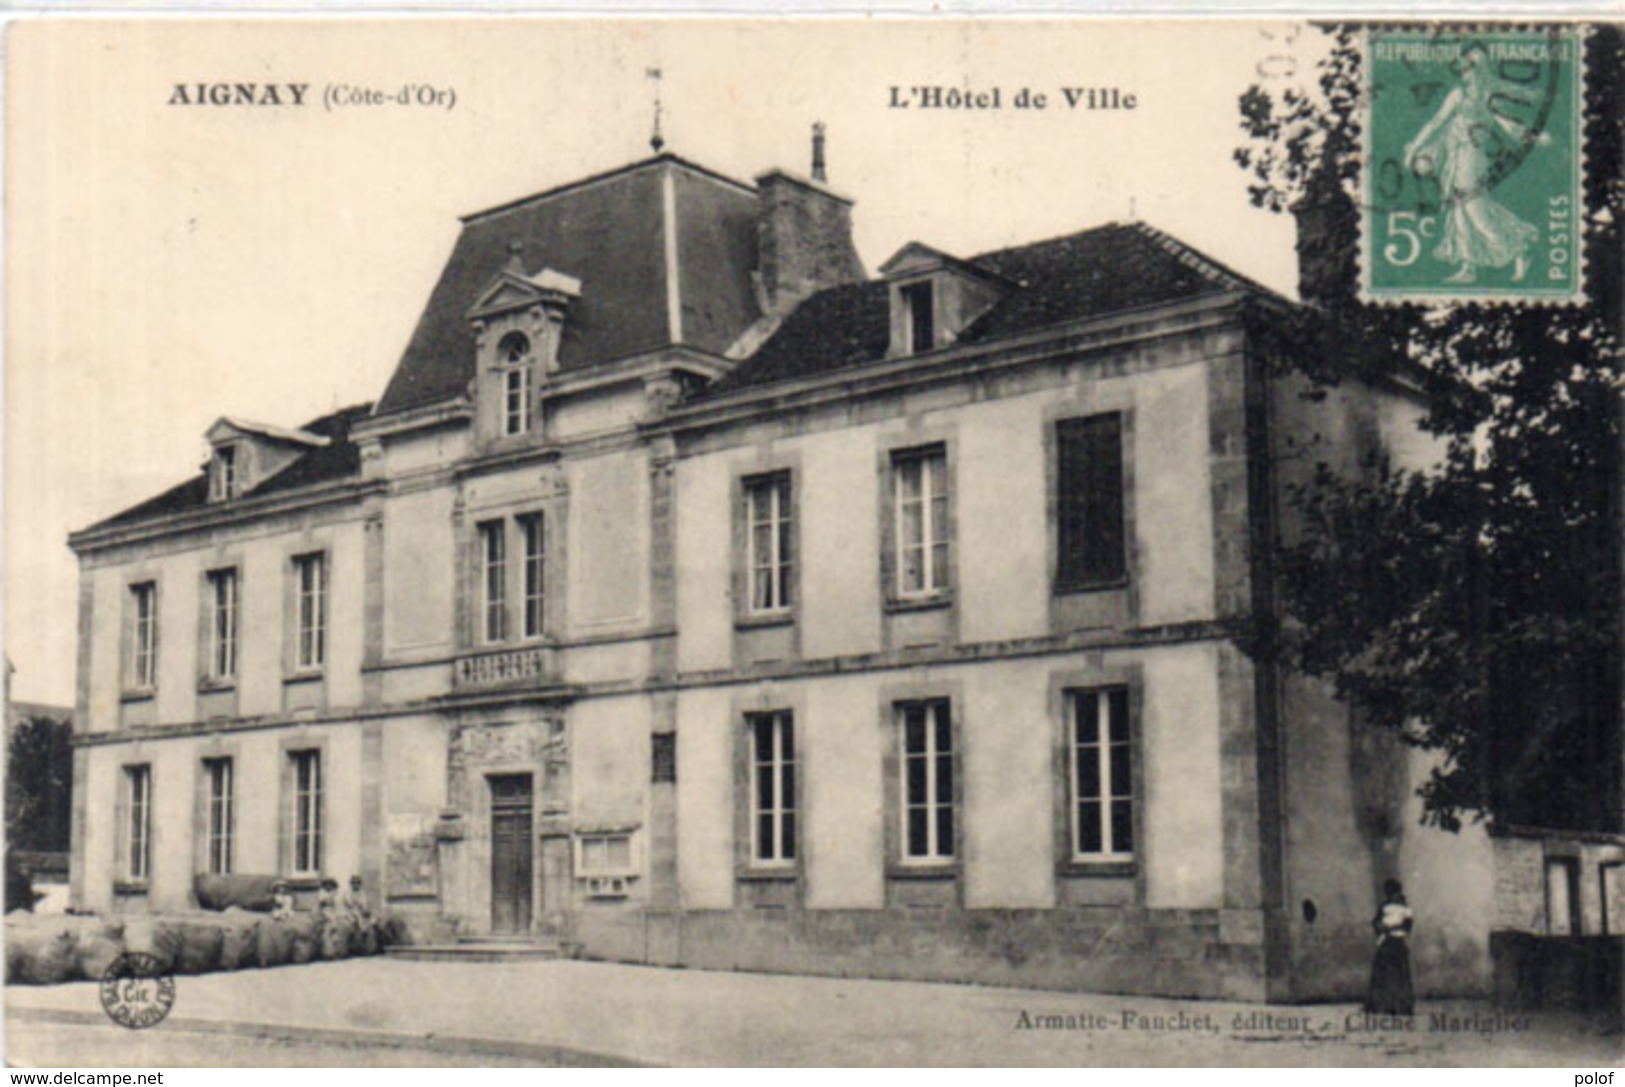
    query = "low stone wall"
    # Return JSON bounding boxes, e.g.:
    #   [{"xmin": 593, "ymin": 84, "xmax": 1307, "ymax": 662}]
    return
[
  {"xmin": 4, "ymin": 909, "xmax": 396, "ymax": 985},
  {"xmin": 1490, "ymin": 932, "xmax": 1623, "ymax": 1018},
  {"xmin": 571, "ymin": 906, "xmax": 1267, "ymax": 1001}
]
